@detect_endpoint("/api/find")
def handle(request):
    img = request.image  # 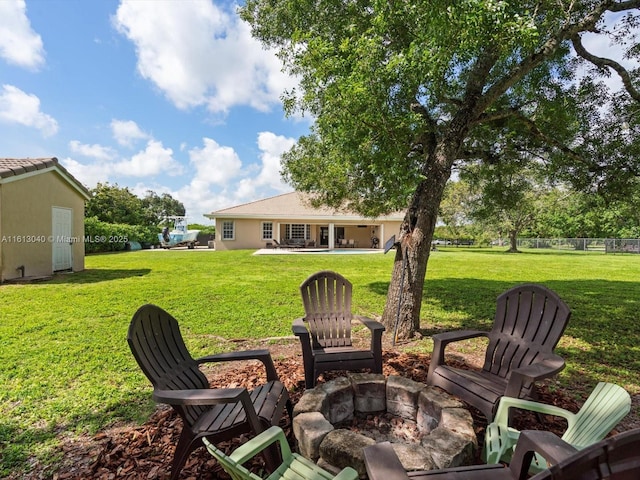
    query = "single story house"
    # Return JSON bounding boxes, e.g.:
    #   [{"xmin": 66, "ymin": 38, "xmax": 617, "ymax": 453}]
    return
[
  {"xmin": 205, "ymin": 191, "xmax": 405, "ymax": 251},
  {"xmin": 0, "ymin": 157, "xmax": 90, "ymax": 282}
]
